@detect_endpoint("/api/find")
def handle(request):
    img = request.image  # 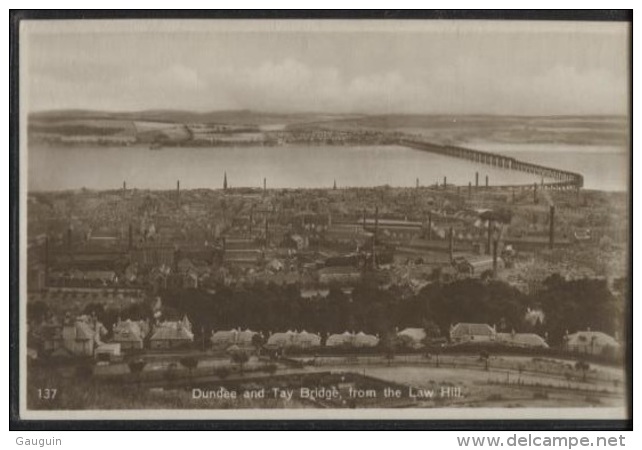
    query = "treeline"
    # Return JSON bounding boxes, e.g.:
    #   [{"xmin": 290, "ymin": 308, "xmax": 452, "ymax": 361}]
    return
[
  {"xmin": 30, "ymin": 274, "xmax": 623, "ymax": 348},
  {"xmin": 154, "ymin": 275, "xmax": 622, "ymax": 346}
]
